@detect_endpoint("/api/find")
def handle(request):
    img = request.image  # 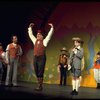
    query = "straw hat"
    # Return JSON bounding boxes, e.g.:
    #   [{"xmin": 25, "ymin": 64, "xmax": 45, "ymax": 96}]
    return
[
  {"xmin": 72, "ymin": 37, "xmax": 84, "ymax": 44},
  {"xmin": 60, "ymin": 47, "xmax": 67, "ymax": 52}
]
